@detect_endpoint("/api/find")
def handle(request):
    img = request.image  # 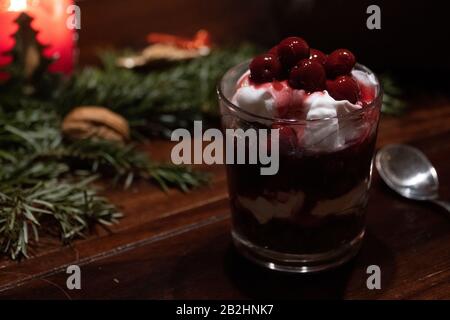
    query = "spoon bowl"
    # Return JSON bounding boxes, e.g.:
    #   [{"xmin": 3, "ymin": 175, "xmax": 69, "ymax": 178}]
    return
[{"xmin": 375, "ymin": 144, "xmax": 450, "ymax": 215}]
